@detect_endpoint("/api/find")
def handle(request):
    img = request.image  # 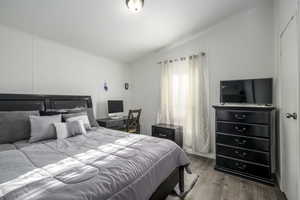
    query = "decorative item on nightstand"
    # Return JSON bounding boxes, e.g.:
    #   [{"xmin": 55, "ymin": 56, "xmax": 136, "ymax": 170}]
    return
[{"xmin": 152, "ymin": 124, "xmax": 183, "ymax": 148}]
